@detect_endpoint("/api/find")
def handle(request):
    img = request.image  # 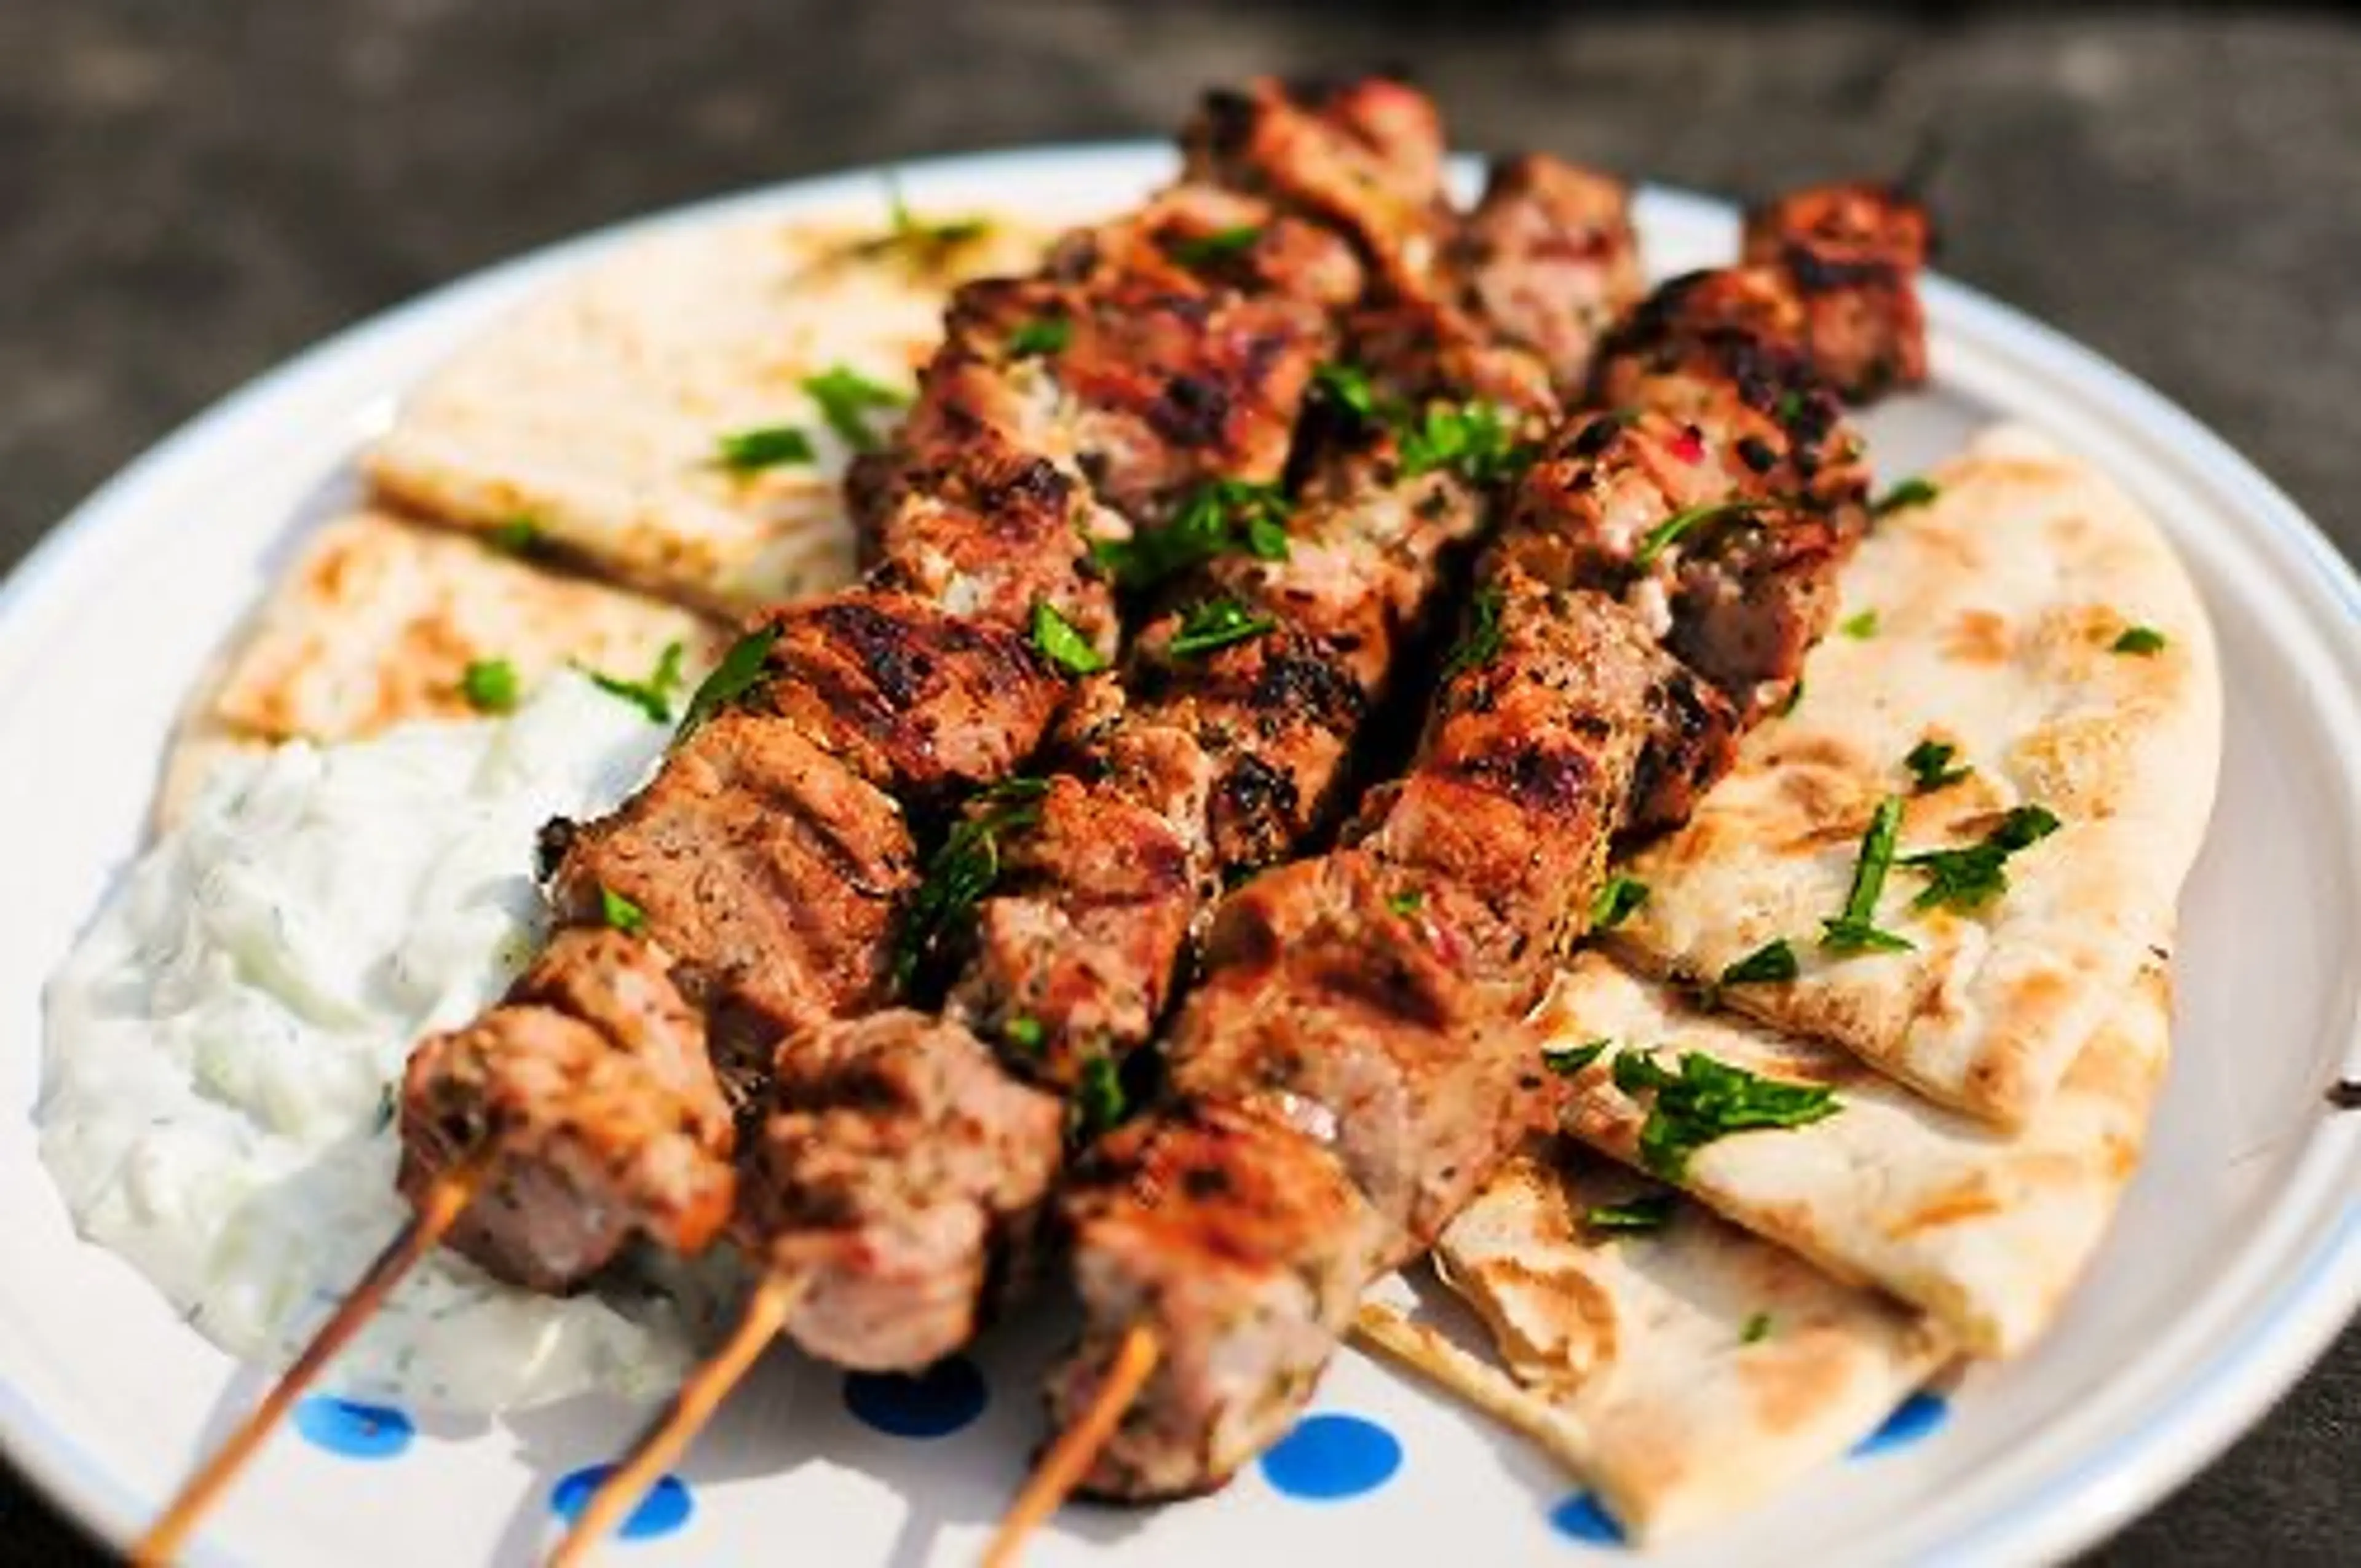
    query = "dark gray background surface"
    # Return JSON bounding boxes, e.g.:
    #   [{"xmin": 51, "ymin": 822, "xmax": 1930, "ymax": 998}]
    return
[{"xmin": 1, "ymin": 3, "xmax": 2353, "ymax": 1563}]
